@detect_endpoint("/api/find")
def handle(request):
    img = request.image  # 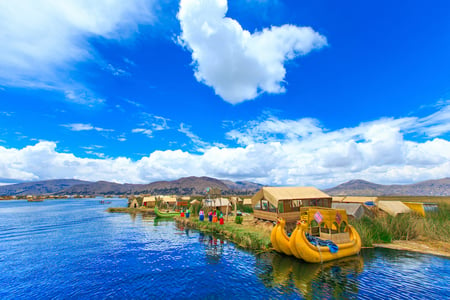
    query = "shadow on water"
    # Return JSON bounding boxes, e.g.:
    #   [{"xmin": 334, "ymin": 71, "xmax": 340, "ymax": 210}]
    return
[{"xmin": 258, "ymin": 253, "xmax": 365, "ymax": 299}]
